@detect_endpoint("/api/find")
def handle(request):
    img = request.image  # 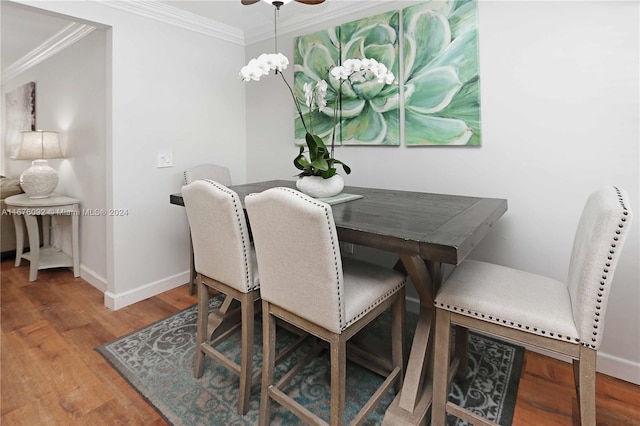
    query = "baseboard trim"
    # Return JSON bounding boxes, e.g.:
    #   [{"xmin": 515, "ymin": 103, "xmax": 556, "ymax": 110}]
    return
[
  {"xmin": 596, "ymin": 351, "xmax": 640, "ymax": 386},
  {"xmin": 405, "ymin": 295, "xmax": 640, "ymax": 385},
  {"xmin": 104, "ymin": 270, "xmax": 189, "ymax": 310},
  {"xmin": 80, "ymin": 264, "xmax": 107, "ymax": 292}
]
